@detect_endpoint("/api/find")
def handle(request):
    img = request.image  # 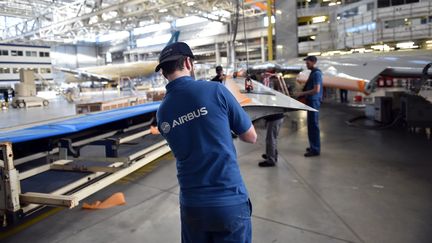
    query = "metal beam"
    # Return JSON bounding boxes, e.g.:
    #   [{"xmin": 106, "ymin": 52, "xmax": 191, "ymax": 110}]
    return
[
  {"xmin": 20, "ymin": 193, "xmax": 79, "ymax": 208},
  {"xmin": 0, "ymin": 0, "xmax": 265, "ymax": 43}
]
